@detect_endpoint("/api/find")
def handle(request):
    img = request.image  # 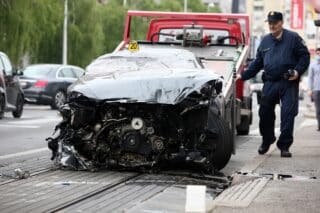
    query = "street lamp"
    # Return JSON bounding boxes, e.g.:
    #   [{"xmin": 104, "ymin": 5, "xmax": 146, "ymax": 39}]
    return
[
  {"xmin": 62, "ymin": 0, "xmax": 68, "ymax": 65},
  {"xmin": 184, "ymin": 0, "xmax": 187, "ymax": 12}
]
